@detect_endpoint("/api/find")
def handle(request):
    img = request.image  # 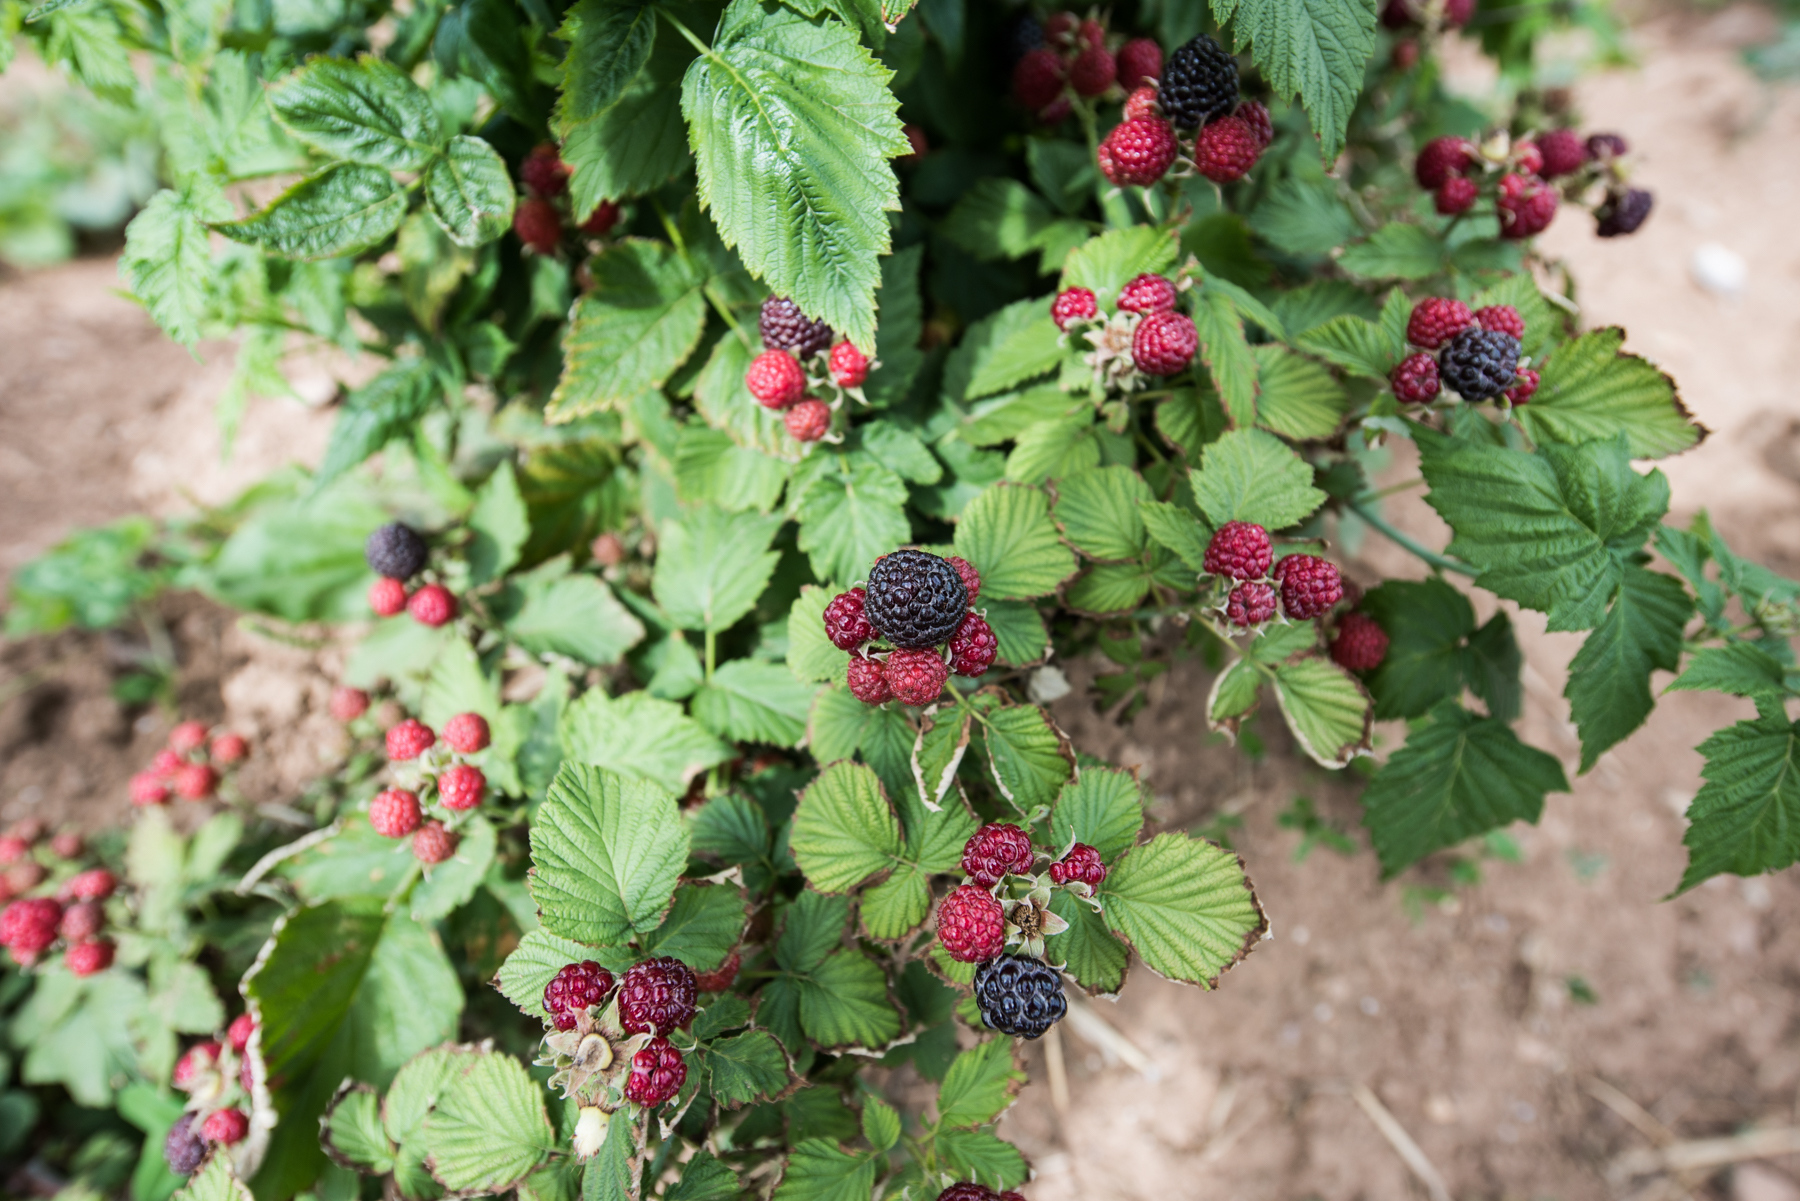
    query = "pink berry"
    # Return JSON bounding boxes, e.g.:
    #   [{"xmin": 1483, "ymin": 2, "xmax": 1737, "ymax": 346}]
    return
[
  {"xmin": 784, "ymin": 398, "xmax": 832, "ymax": 443},
  {"xmin": 437, "ymin": 764, "xmax": 486, "ymax": 812},
  {"xmin": 370, "ymin": 789, "xmax": 422, "ymax": 838},
  {"xmin": 442, "ymin": 712, "xmax": 490, "ymax": 754},
  {"xmin": 745, "ymin": 349, "xmax": 806, "ymax": 409},
  {"xmin": 1052, "ymin": 287, "xmax": 1098, "ymax": 331},
  {"xmin": 210, "ymin": 733, "xmax": 248, "ymax": 764},
  {"xmin": 369, "ymin": 577, "xmax": 408, "ymax": 617},
  {"xmin": 1117, "ymin": 273, "xmax": 1177, "ymax": 315},
  {"xmin": 407, "ymin": 583, "xmax": 457, "ymax": 627},
  {"xmin": 1131, "ymin": 311, "xmax": 1197, "ymax": 376},
  {"xmin": 385, "ymin": 718, "xmax": 436, "ymax": 761},
  {"xmin": 330, "ymin": 687, "xmax": 371, "ymax": 722},
  {"xmin": 828, "ymin": 341, "xmax": 869, "ymax": 387}
]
